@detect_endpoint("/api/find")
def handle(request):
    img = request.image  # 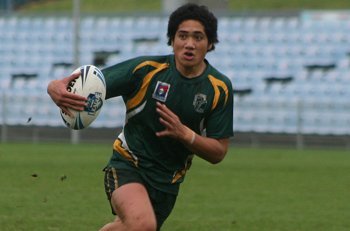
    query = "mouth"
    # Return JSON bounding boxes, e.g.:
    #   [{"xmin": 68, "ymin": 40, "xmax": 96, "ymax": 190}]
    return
[{"xmin": 183, "ymin": 51, "xmax": 194, "ymax": 61}]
